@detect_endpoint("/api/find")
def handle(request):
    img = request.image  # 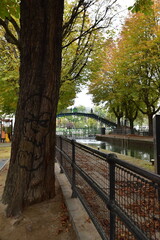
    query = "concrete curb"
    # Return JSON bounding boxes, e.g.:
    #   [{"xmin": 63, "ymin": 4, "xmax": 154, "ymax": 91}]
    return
[{"xmin": 55, "ymin": 163, "xmax": 101, "ymax": 240}]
